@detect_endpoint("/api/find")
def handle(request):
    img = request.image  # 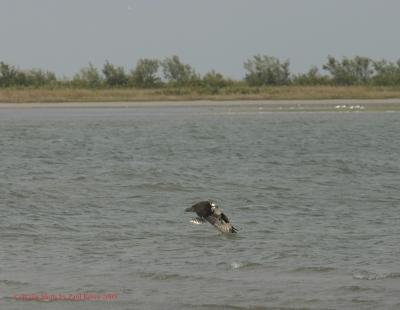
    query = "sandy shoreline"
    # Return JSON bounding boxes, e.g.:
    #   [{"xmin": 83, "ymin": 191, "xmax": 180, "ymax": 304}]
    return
[{"xmin": 1, "ymin": 99, "xmax": 400, "ymax": 110}]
